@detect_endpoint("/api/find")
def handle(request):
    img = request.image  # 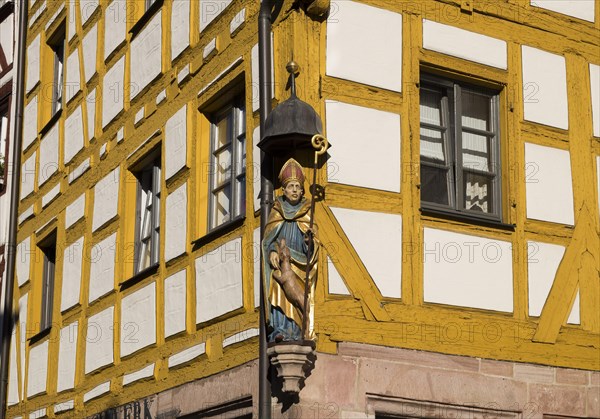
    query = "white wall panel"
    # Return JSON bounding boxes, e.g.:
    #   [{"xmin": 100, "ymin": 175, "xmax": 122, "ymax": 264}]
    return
[
  {"xmin": 525, "ymin": 143, "xmax": 574, "ymax": 225},
  {"xmin": 92, "ymin": 167, "xmax": 120, "ymax": 231},
  {"xmin": 26, "ymin": 35, "xmax": 41, "ymax": 93},
  {"xmin": 7, "ymin": 337, "xmax": 18, "ymax": 405},
  {"xmin": 87, "ymin": 89, "xmax": 96, "ymax": 141},
  {"xmin": 326, "ymin": 101, "xmax": 401, "ymax": 192},
  {"xmin": 18, "ymin": 294, "xmax": 27, "ymax": 397},
  {"xmin": 171, "ymin": 0, "xmax": 190, "ymax": 60},
  {"xmin": 22, "ymin": 96, "xmax": 38, "ymax": 150},
  {"xmin": 165, "ymin": 182, "xmax": 187, "ymax": 261},
  {"xmin": 102, "ymin": 56, "xmax": 125, "ymax": 128},
  {"xmin": 80, "ymin": 0, "xmax": 99, "ymax": 24},
  {"xmin": 590, "ymin": 64, "xmax": 600, "ymax": 138},
  {"xmin": 527, "ymin": 241, "xmax": 565, "ymax": 317},
  {"xmin": 88, "ymin": 233, "xmax": 116, "ymax": 303},
  {"xmin": 164, "ymin": 270, "xmax": 186, "ymax": 337},
  {"xmin": 530, "ymin": 0, "xmax": 595, "ymax": 22},
  {"xmin": 423, "ymin": 20, "xmax": 507, "ymax": 69},
  {"xmin": 326, "ymin": 1, "xmax": 402, "ymax": 92},
  {"xmin": 328, "ymin": 257, "xmax": 350, "ymax": 295},
  {"xmin": 61, "ymin": 237, "xmax": 84, "ymax": 311},
  {"xmin": 168, "ymin": 343, "xmax": 206, "ymax": 368},
  {"xmin": 84, "ymin": 381, "xmax": 110, "ymax": 402},
  {"xmin": 85, "ymin": 306, "xmax": 114, "ymax": 373},
  {"xmin": 131, "ymin": 12, "xmax": 162, "ymax": 99},
  {"xmin": 522, "ymin": 46, "xmax": 568, "ymax": 130},
  {"xmin": 253, "ymin": 228, "xmax": 260, "ymax": 307},
  {"xmin": 121, "ymin": 283, "xmax": 156, "ymax": 357},
  {"xmin": 195, "ymin": 238, "xmax": 243, "ymax": 323},
  {"xmin": 165, "ymin": 105, "xmax": 187, "ymax": 180},
  {"xmin": 104, "ymin": 1, "xmax": 126, "ymax": 59},
  {"xmin": 38, "ymin": 122, "xmax": 59, "ymax": 186},
  {"xmin": 65, "ymin": 49, "xmax": 81, "ymax": 103},
  {"xmin": 16, "ymin": 237, "xmax": 31, "ymax": 286},
  {"xmin": 20, "ymin": 152, "xmax": 36, "ymax": 200},
  {"xmin": 64, "ymin": 105, "xmax": 84, "ymax": 164},
  {"xmin": 423, "ymin": 228, "xmax": 513, "ymax": 312},
  {"xmin": 82, "ymin": 24, "xmax": 98, "ymax": 83},
  {"xmin": 42, "ymin": 183, "xmax": 60, "ymax": 208},
  {"xmin": 123, "ymin": 363, "xmax": 155, "ymax": 386},
  {"xmin": 65, "ymin": 193, "xmax": 85, "ymax": 228},
  {"xmin": 200, "ymin": 0, "xmax": 232, "ymax": 32},
  {"xmin": 331, "ymin": 207, "xmax": 402, "ymax": 298},
  {"xmin": 568, "ymin": 290, "xmax": 580, "ymax": 324},
  {"xmin": 27, "ymin": 341, "xmax": 48, "ymax": 397},
  {"xmin": 57, "ymin": 322, "xmax": 78, "ymax": 392}
]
